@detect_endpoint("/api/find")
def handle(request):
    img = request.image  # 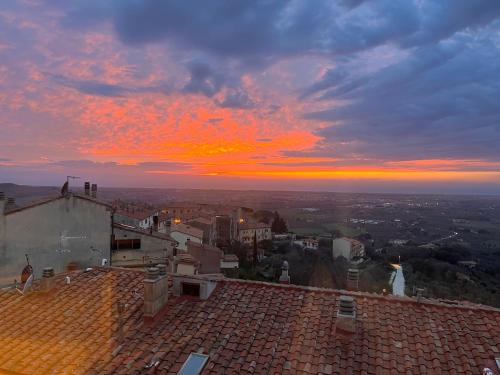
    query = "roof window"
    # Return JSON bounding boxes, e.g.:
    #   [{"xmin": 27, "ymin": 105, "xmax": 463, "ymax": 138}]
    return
[{"xmin": 178, "ymin": 353, "xmax": 209, "ymax": 375}]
